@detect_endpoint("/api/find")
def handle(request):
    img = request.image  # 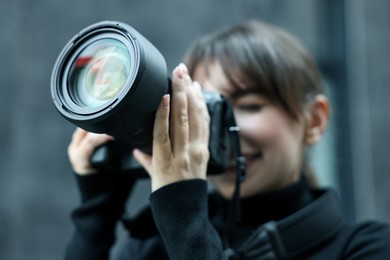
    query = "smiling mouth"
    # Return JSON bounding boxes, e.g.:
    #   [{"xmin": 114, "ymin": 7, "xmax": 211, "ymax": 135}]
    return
[{"xmin": 227, "ymin": 152, "xmax": 262, "ymax": 173}]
